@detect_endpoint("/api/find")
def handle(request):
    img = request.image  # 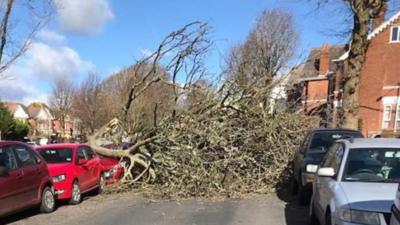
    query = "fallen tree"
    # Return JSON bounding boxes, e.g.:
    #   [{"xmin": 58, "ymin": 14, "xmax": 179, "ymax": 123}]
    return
[{"xmin": 88, "ymin": 21, "xmax": 320, "ymax": 198}]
